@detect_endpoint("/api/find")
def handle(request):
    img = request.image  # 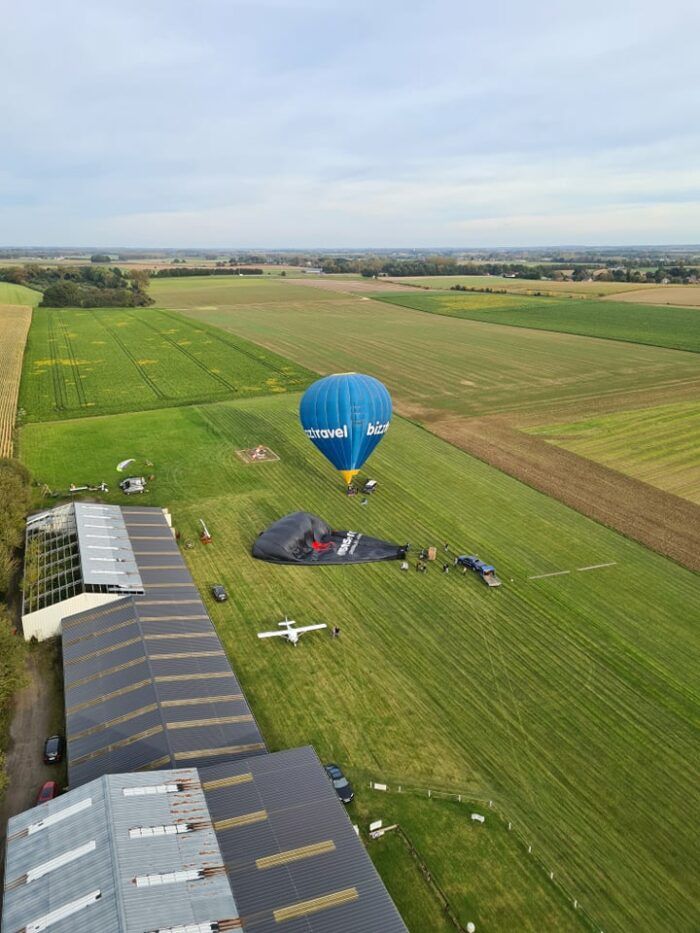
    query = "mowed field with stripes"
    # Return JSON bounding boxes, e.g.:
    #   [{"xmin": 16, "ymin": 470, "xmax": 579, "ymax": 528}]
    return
[
  {"xmin": 165, "ymin": 283, "xmax": 700, "ymax": 567},
  {"xmin": 530, "ymin": 401, "xmax": 700, "ymax": 504},
  {"xmin": 168, "ymin": 291, "xmax": 700, "ymax": 421},
  {"xmin": 18, "ymin": 306, "xmax": 313, "ymax": 421},
  {"xmin": 19, "ymin": 392, "xmax": 700, "ymax": 933}
]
